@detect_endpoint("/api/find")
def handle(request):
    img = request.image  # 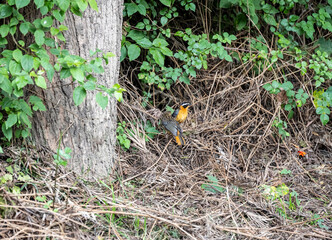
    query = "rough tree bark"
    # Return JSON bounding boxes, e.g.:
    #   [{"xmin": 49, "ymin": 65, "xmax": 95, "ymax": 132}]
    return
[{"xmin": 32, "ymin": 1, "xmax": 123, "ymax": 178}]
